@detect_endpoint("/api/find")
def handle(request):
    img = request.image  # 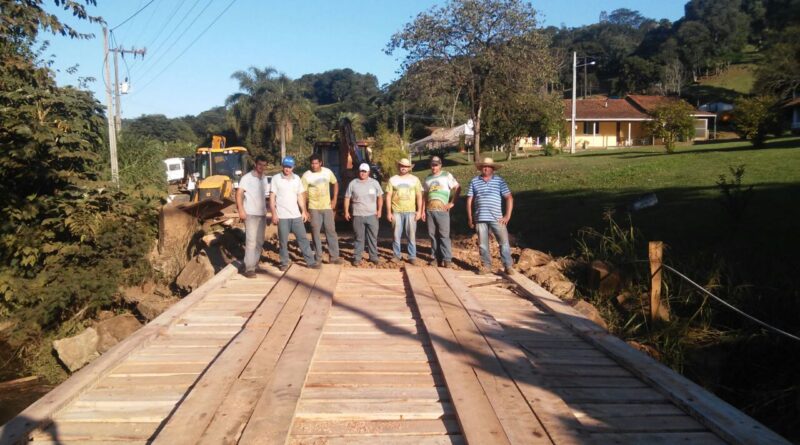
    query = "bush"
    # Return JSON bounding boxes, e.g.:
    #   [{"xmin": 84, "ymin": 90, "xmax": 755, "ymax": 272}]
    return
[
  {"xmin": 645, "ymin": 100, "xmax": 695, "ymax": 153},
  {"xmin": 733, "ymin": 95, "xmax": 781, "ymax": 147},
  {"xmin": 543, "ymin": 142, "xmax": 560, "ymax": 156}
]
